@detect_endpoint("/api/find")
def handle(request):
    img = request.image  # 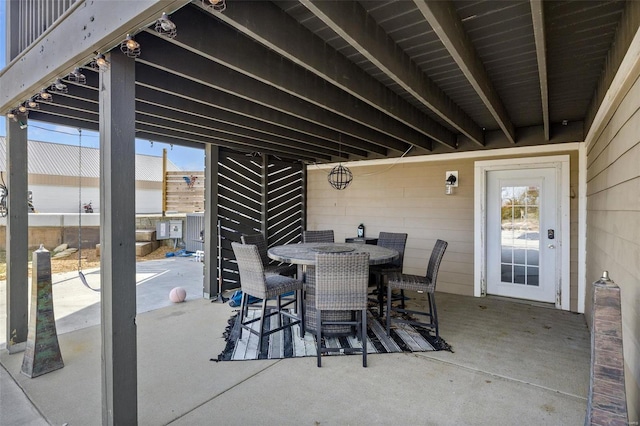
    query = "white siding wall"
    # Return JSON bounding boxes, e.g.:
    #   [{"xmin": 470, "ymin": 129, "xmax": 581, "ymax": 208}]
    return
[
  {"xmin": 29, "ymin": 184, "xmax": 99, "ymax": 213},
  {"xmin": 585, "ymin": 72, "xmax": 640, "ymax": 422},
  {"xmin": 29, "ymin": 184, "xmax": 162, "ymax": 214}
]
